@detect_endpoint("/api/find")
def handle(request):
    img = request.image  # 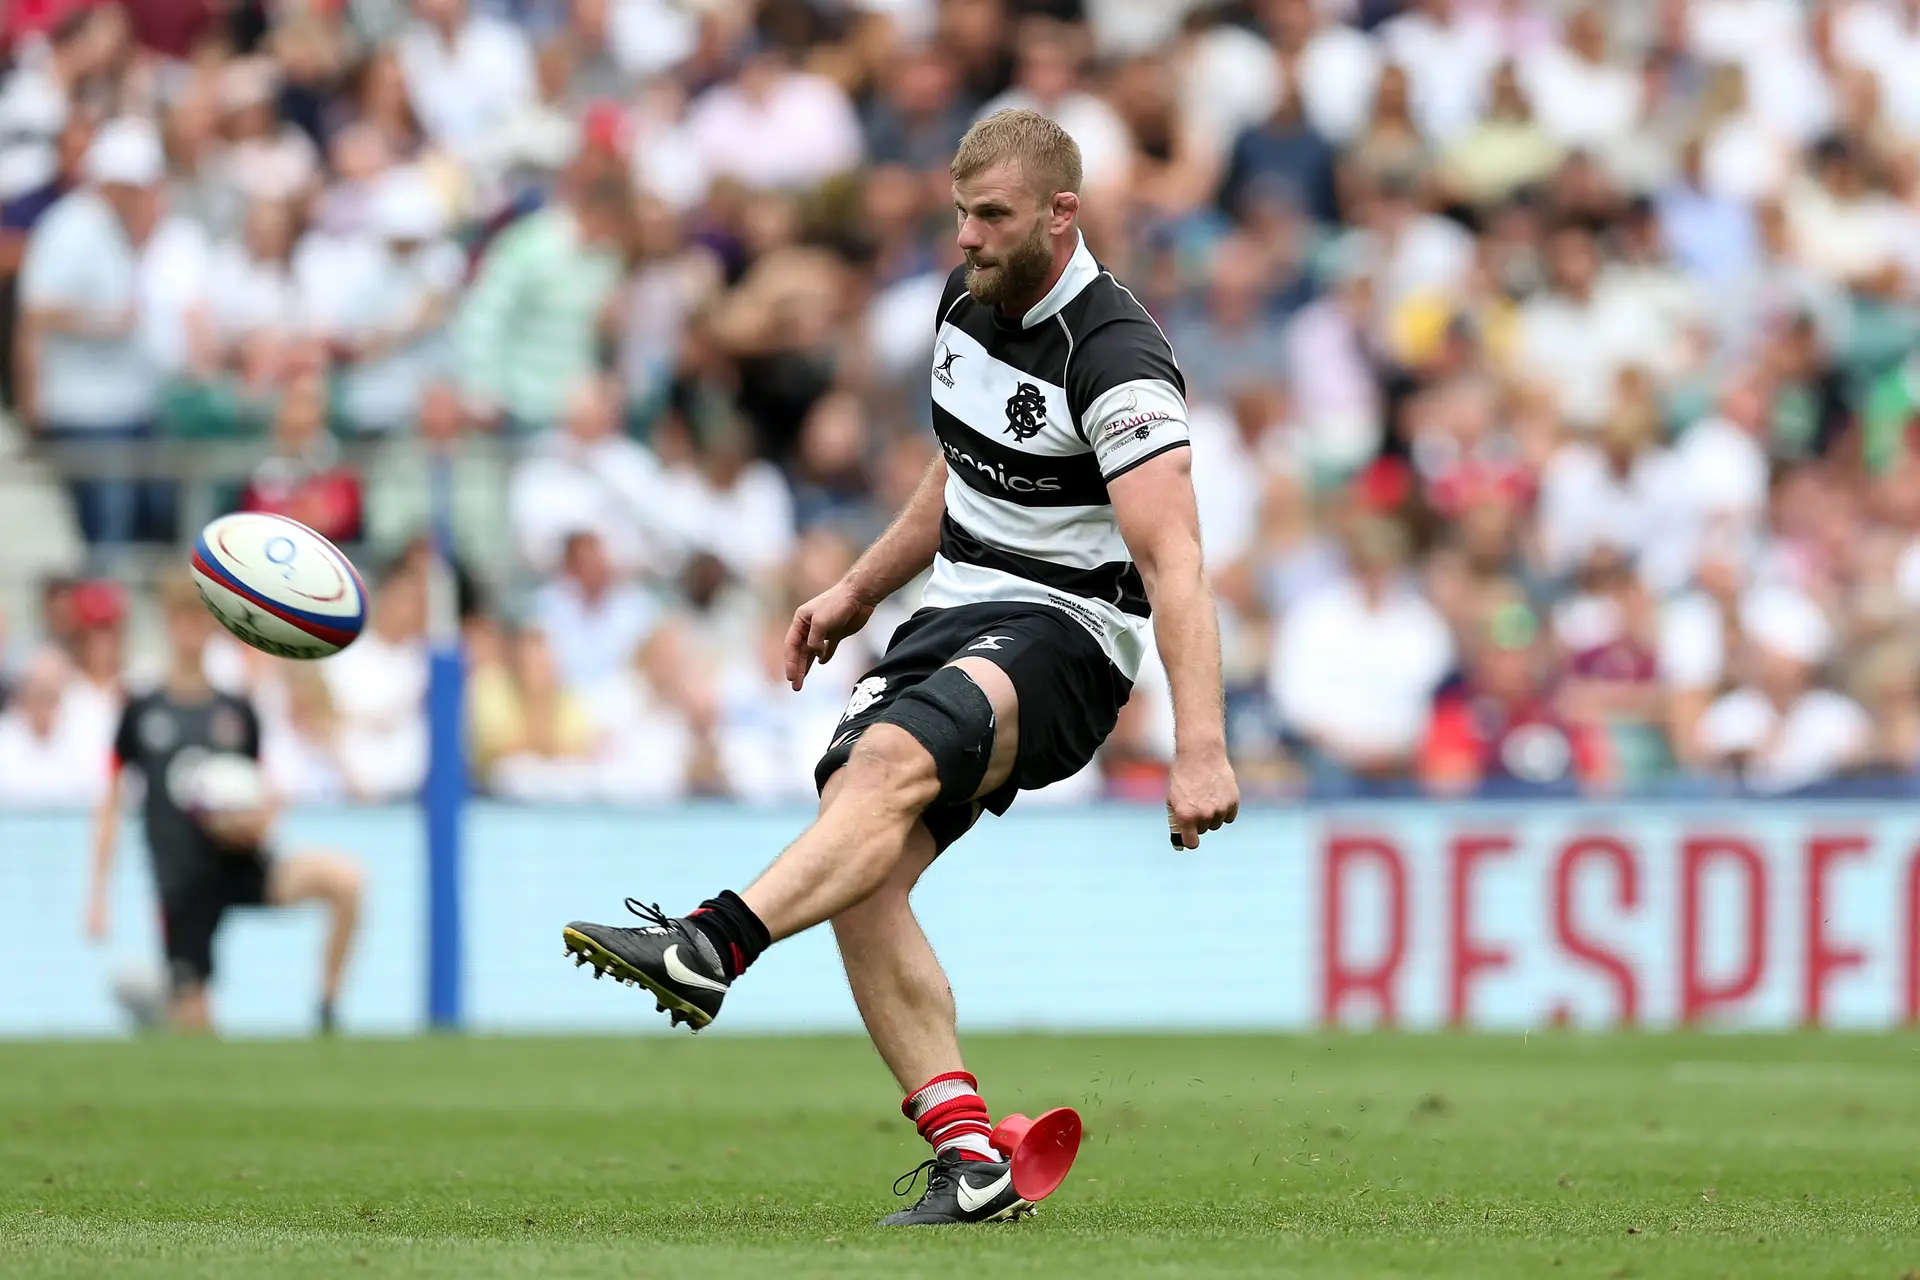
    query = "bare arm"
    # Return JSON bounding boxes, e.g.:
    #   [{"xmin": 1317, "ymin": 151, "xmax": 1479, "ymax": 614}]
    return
[
  {"xmin": 85, "ymin": 767, "xmax": 124, "ymax": 939},
  {"xmin": 785, "ymin": 455, "xmax": 948, "ymax": 689},
  {"xmin": 1109, "ymin": 446, "xmax": 1240, "ymax": 846}
]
